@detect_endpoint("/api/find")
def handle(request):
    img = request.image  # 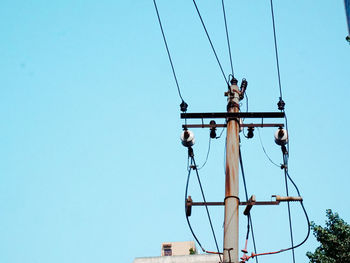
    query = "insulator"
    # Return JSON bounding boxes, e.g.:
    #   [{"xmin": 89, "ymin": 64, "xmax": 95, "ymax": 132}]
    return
[
  {"xmin": 247, "ymin": 127, "xmax": 254, "ymax": 139},
  {"xmin": 209, "ymin": 120, "xmax": 217, "ymax": 139},
  {"xmin": 181, "ymin": 130, "xmax": 195, "ymax": 147},
  {"xmin": 274, "ymin": 128, "xmax": 288, "ymax": 146},
  {"xmin": 240, "ymin": 78, "xmax": 248, "ymax": 100},
  {"xmin": 277, "ymin": 98, "xmax": 285, "ymax": 111},
  {"xmin": 180, "ymin": 100, "xmax": 188, "ymax": 112}
]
